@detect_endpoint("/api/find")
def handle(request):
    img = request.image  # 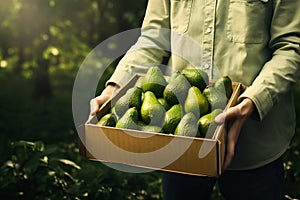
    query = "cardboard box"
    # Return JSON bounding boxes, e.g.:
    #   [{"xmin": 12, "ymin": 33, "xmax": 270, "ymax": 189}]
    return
[{"xmin": 78, "ymin": 75, "xmax": 243, "ymax": 177}]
